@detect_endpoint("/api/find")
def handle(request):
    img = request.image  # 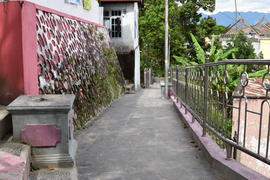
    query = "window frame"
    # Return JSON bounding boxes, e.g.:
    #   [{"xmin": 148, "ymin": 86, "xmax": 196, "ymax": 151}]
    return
[
  {"xmin": 111, "ymin": 16, "xmax": 122, "ymax": 38},
  {"xmin": 103, "ymin": 9, "xmax": 124, "ymax": 38},
  {"xmin": 66, "ymin": 0, "xmax": 81, "ymax": 5}
]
